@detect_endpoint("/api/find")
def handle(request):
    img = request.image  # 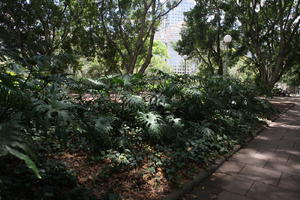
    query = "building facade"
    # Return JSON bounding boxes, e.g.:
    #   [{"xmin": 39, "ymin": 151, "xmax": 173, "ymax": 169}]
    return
[{"xmin": 155, "ymin": 0, "xmax": 197, "ymax": 74}]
